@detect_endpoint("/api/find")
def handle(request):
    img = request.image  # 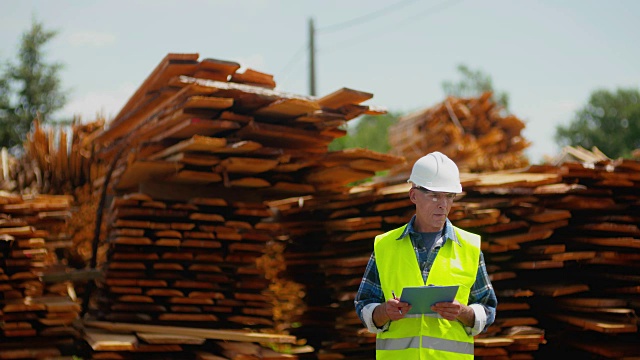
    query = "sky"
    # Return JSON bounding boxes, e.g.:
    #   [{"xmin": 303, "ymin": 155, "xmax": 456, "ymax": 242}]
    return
[{"xmin": 1, "ymin": 0, "xmax": 639, "ymax": 163}]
